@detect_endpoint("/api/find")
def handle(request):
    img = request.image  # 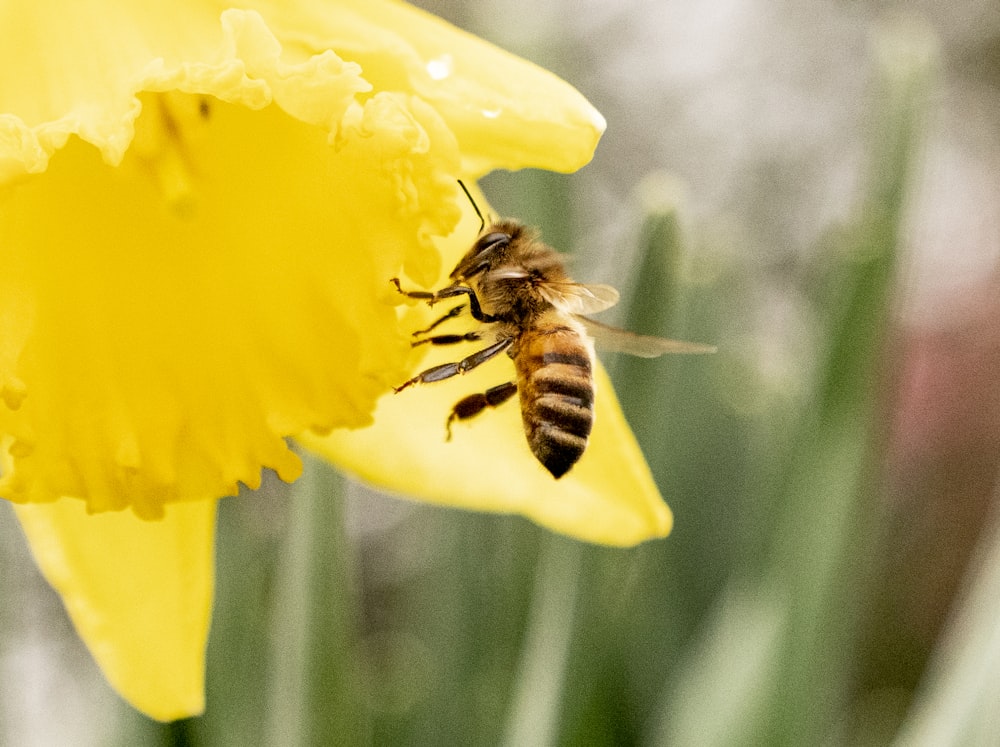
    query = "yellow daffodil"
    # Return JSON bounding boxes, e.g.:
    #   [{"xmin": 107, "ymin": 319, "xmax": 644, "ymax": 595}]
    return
[{"xmin": 2, "ymin": 0, "xmax": 670, "ymax": 722}]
